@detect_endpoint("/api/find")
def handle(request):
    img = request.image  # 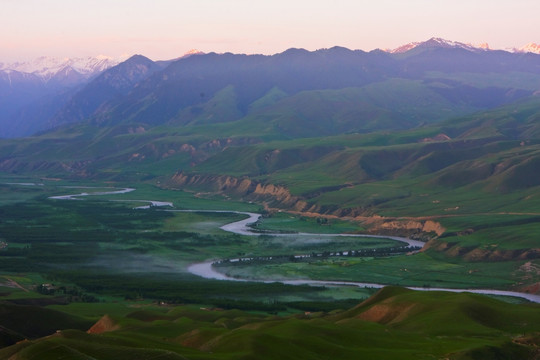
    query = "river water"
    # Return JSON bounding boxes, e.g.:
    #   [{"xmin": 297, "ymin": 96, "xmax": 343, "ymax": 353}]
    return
[{"xmin": 49, "ymin": 187, "xmax": 136, "ymax": 200}]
